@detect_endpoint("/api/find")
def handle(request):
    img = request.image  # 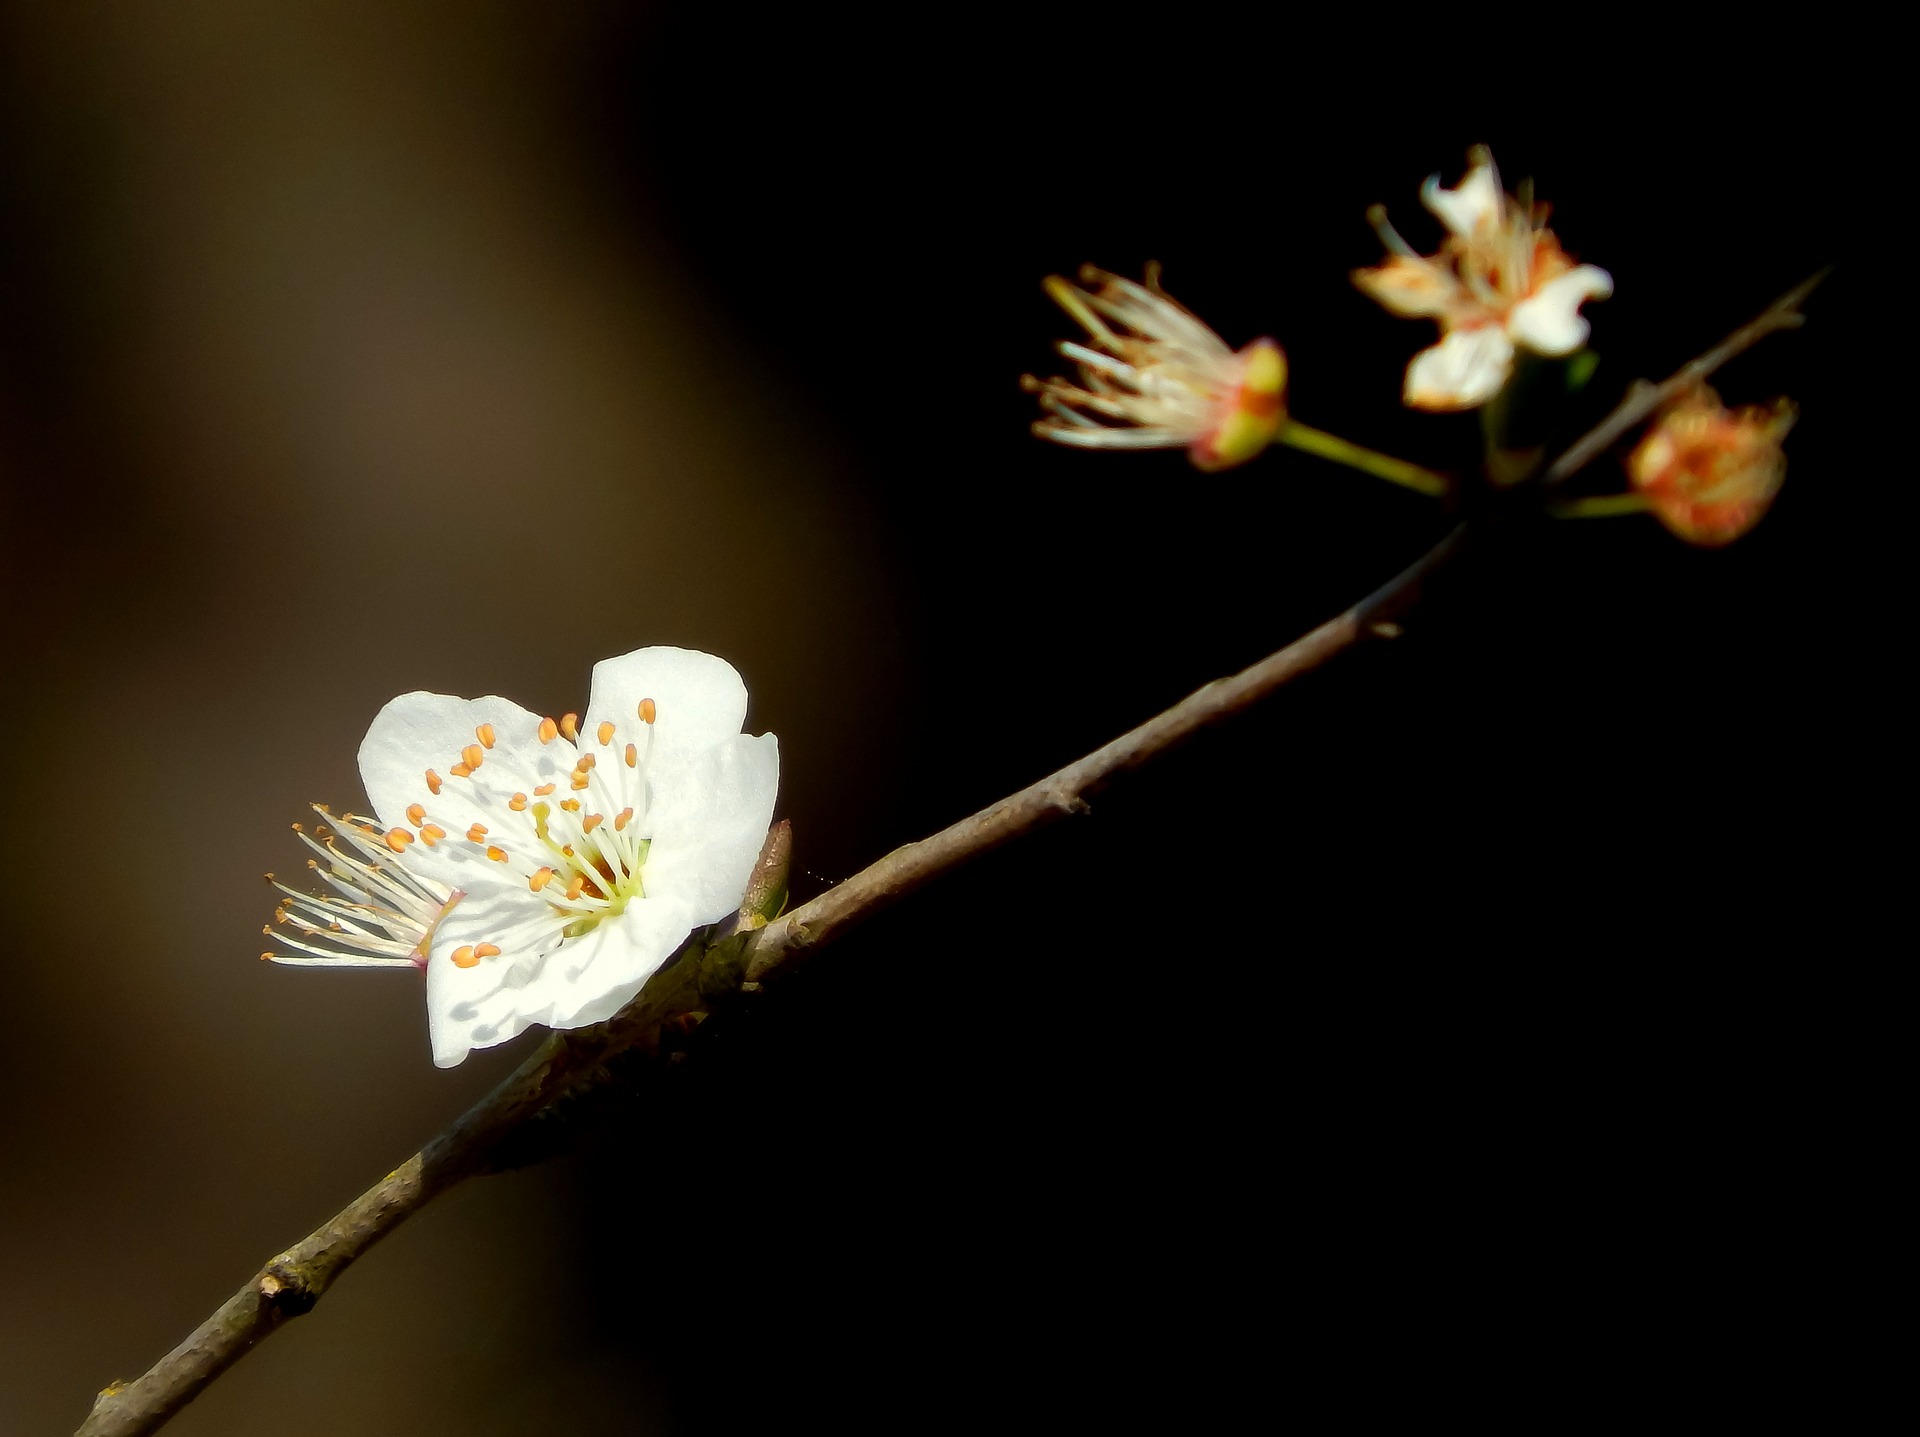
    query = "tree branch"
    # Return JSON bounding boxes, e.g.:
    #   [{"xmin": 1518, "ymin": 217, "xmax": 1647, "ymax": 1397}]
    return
[
  {"xmin": 1541, "ymin": 267, "xmax": 1828, "ymax": 487},
  {"xmin": 76, "ymin": 270, "xmax": 1821, "ymax": 1436}
]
